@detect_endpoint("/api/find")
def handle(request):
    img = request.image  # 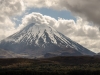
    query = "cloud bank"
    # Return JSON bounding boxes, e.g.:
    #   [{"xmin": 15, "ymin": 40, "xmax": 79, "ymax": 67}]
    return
[
  {"xmin": 65, "ymin": 0, "xmax": 100, "ymax": 26},
  {"xmin": 24, "ymin": 0, "xmax": 100, "ymax": 26},
  {"xmin": 0, "ymin": 0, "xmax": 25, "ymax": 39}
]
